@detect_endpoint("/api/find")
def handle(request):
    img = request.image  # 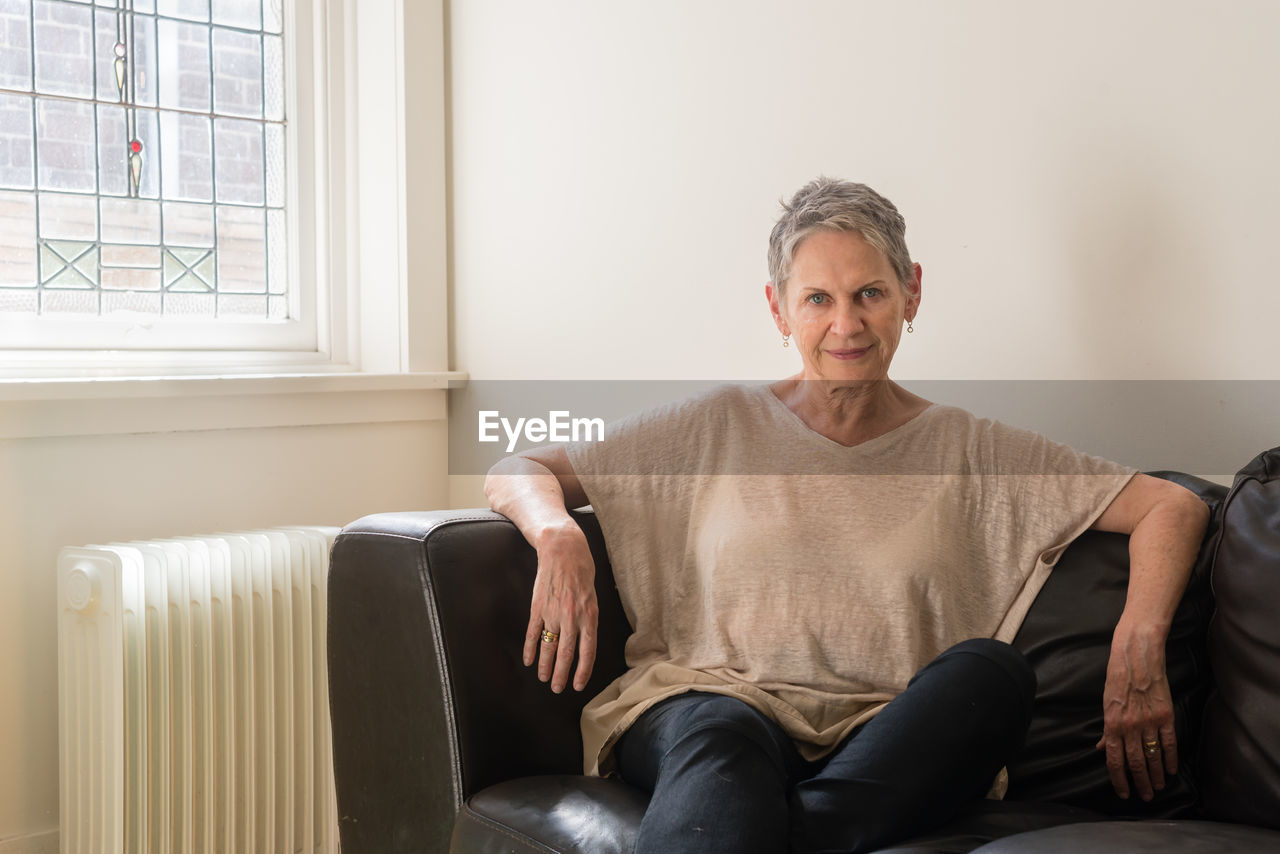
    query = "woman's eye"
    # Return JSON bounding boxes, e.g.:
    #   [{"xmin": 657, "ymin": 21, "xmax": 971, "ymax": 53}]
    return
[
  {"xmin": 807, "ymin": 294, "xmax": 826, "ymax": 304},
  {"xmin": 860, "ymin": 287, "xmax": 881, "ymax": 299}
]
